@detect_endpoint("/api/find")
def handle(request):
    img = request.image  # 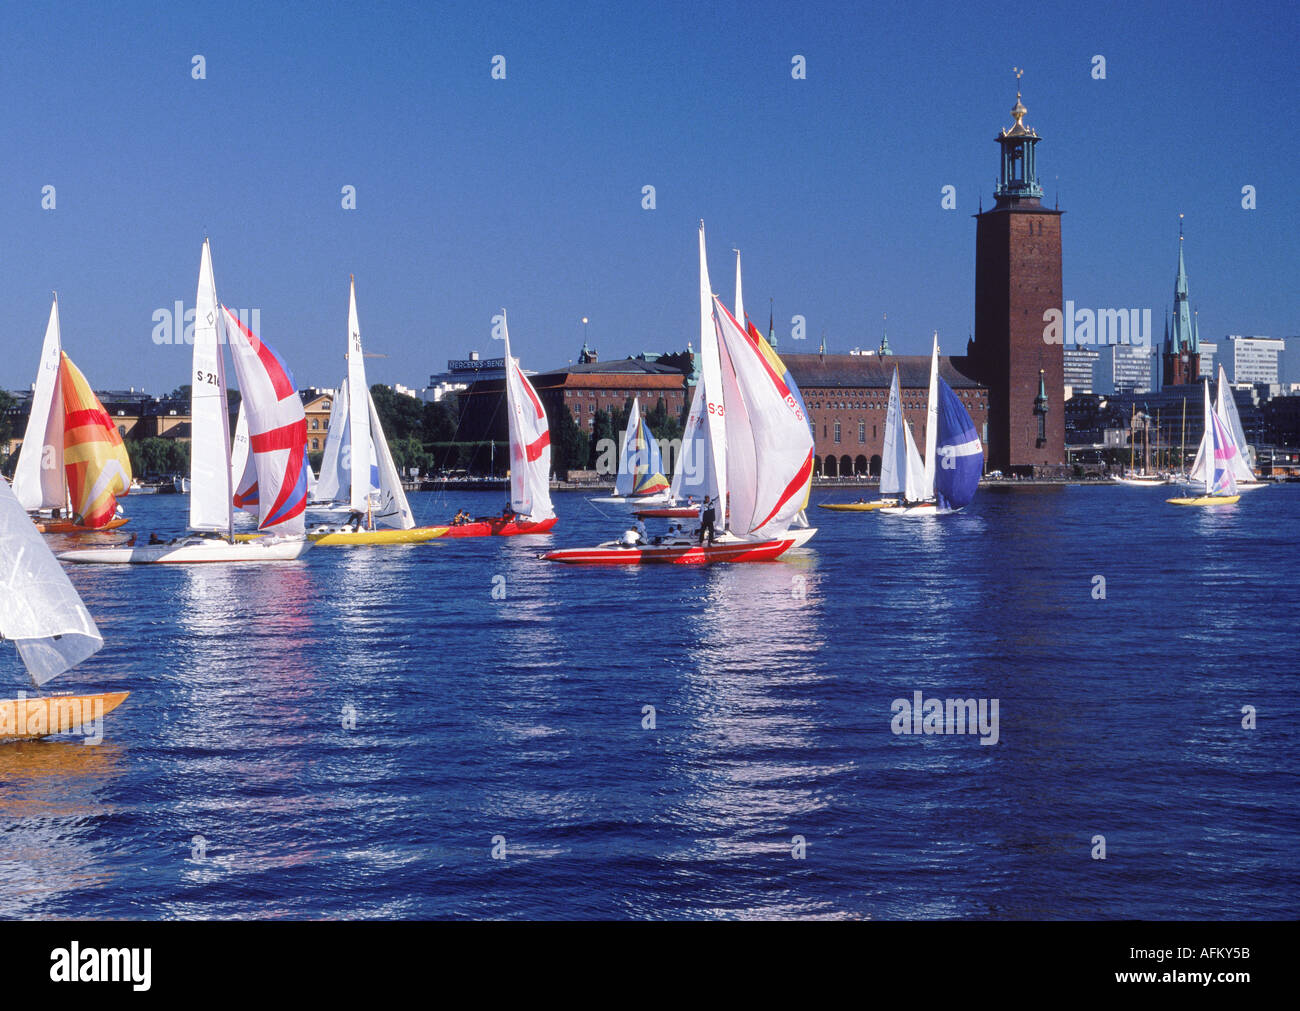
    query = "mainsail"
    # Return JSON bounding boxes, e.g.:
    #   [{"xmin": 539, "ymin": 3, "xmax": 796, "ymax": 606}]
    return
[
  {"xmin": 13, "ymin": 297, "xmax": 66, "ymax": 511},
  {"xmin": 222, "ymin": 307, "xmax": 309, "ymax": 534},
  {"xmin": 59, "ymin": 352, "xmax": 132, "ymax": 527},
  {"xmin": 921, "ymin": 334, "xmax": 940, "ymax": 502},
  {"xmin": 502, "ymin": 312, "xmax": 555, "ymax": 520},
  {"xmin": 1189, "ymin": 379, "xmax": 1239, "ymax": 497},
  {"xmin": 313, "ymin": 384, "xmax": 347, "ymax": 503},
  {"xmin": 0, "ymin": 474, "xmax": 102, "ymax": 686},
  {"xmin": 615, "ymin": 399, "xmax": 668, "ymax": 496},
  {"xmin": 190, "ymin": 239, "xmax": 234, "ymax": 536}
]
